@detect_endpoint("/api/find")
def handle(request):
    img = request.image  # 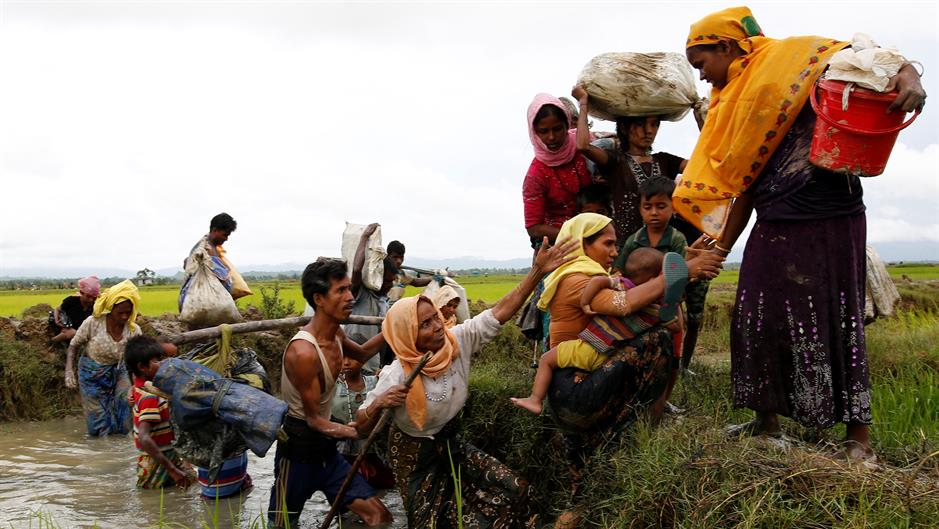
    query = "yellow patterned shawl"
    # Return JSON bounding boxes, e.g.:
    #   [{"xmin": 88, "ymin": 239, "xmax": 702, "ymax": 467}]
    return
[{"xmin": 675, "ymin": 6, "xmax": 847, "ymax": 237}]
